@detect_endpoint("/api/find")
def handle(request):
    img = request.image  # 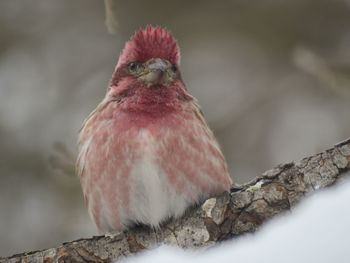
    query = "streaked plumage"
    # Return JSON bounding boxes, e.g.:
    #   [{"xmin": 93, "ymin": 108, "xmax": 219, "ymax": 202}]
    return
[{"xmin": 77, "ymin": 26, "xmax": 232, "ymax": 233}]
